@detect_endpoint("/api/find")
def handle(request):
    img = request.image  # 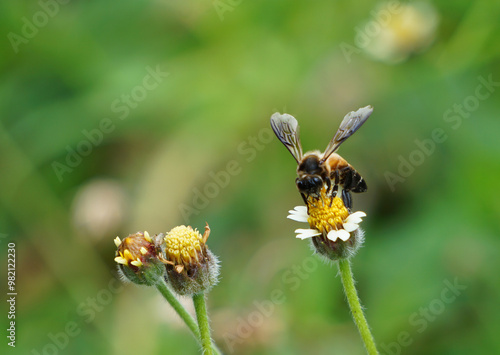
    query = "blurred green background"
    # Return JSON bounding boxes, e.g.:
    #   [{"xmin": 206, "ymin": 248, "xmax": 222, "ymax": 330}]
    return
[{"xmin": 1, "ymin": 0, "xmax": 500, "ymax": 354}]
